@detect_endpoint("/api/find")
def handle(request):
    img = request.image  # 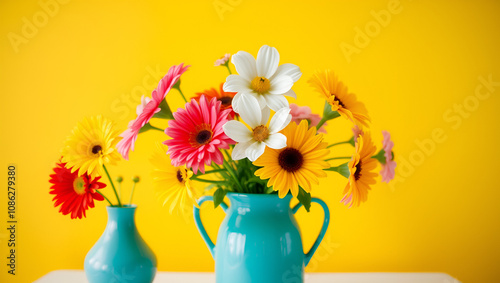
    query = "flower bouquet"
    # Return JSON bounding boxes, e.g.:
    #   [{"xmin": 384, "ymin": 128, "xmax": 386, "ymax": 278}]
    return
[
  {"xmin": 49, "ymin": 44, "xmax": 396, "ymax": 283},
  {"xmin": 114, "ymin": 45, "xmax": 397, "ymax": 283}
]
